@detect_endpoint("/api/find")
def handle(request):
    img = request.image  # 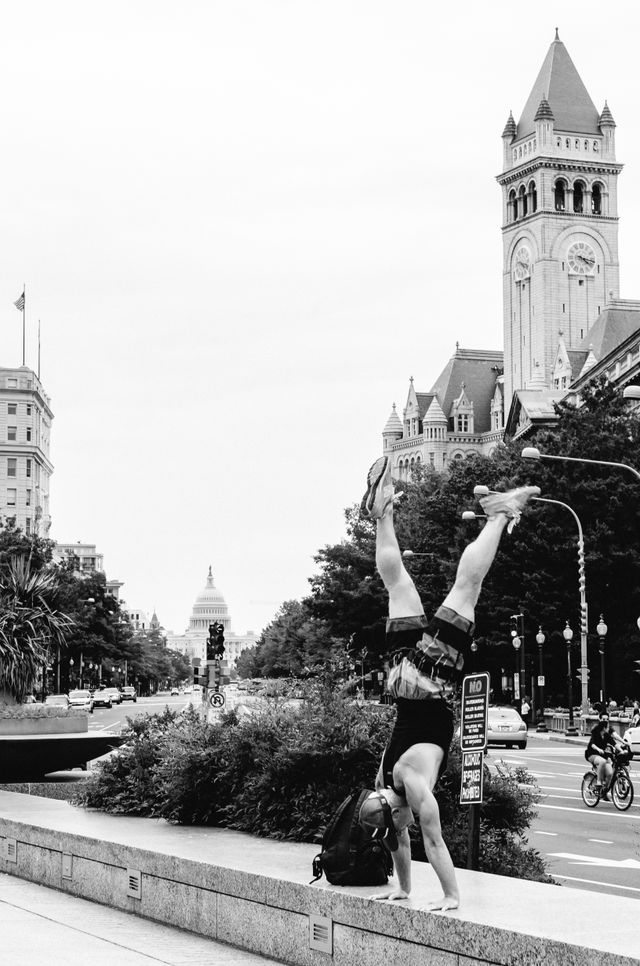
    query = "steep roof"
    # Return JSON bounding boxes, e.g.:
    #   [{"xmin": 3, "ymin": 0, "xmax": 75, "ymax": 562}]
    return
[
  {"xmin": 578, "ymin": 302, "xmax": 640, "ymax": 359},
  {"xmin": 516, "ymin": 33, "xmax": 599, "ymax": 139},
  {"xmin": 429, "ymin": 348, "xmax": 503, "ymax": 434},
  {"xmin": 415, "ymin": 393, "xmax": 435, "ymax": 420},
  {"xmin": 567, "ymin": 349, "xmax": 589, "ymax": 375},
  {"xmin": 382, "ymin": 404, "xmax": 403, "ymax": 436}
]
